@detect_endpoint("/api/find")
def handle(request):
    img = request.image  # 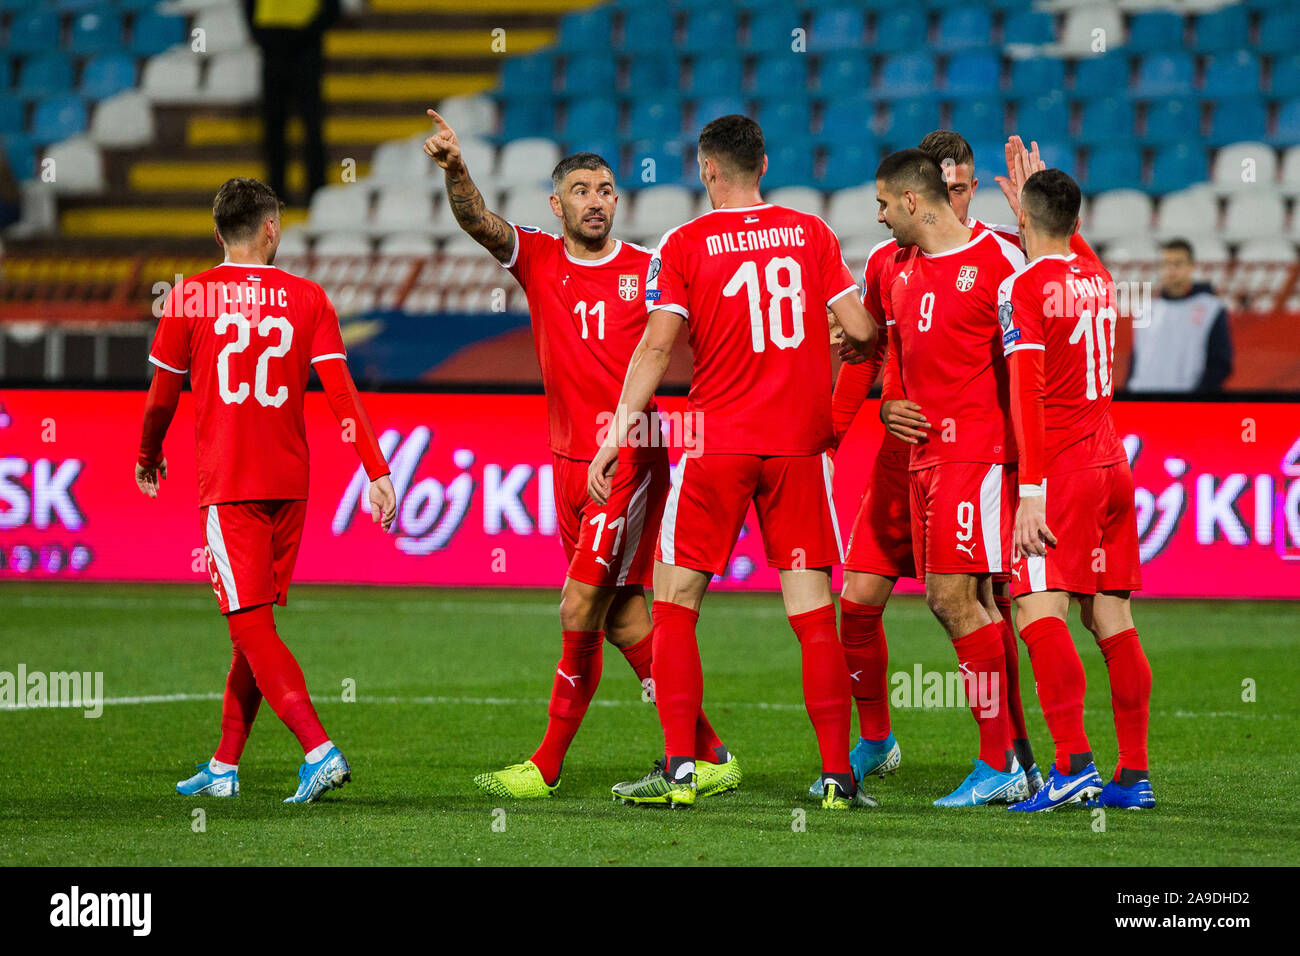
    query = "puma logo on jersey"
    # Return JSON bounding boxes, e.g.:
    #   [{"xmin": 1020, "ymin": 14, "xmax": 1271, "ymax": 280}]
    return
[
  {"xmin": 897, "ymin": 271, "xmax": 912, "ymax": 285},
  {"xmin": 595, "ymin": 557, "xmax": 611, "ymax": 569},
  {"xmin": 557, "ymin": 668, "xmax": 579, "ymax": 688},
  {"xmin": 956, "ymin": 542, "xmax": 976, "ymax": 557}
]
